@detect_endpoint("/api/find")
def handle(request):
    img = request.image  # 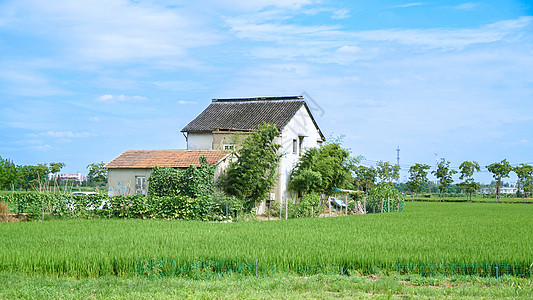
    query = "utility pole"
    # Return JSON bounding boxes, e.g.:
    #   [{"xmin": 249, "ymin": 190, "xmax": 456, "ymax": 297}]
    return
[
  {"xmin": 434, "ymin": 153, "xmax": 439, "ymax": 193},
  {"xmin": 396, "ymin": 146, "xmax": 400, "ymax": 184},
  {"xmin": 396, "ymin": 146, "xmax": 400, "ymax": 166}
]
